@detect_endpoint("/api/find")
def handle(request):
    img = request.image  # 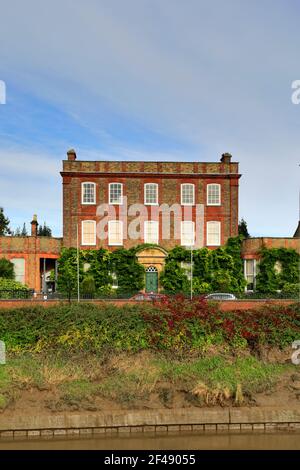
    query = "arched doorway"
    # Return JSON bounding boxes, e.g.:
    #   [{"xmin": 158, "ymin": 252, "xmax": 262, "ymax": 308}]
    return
[{"xmin": 145, "ymin": 266, "xmax": 158, "ymax": 293}]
